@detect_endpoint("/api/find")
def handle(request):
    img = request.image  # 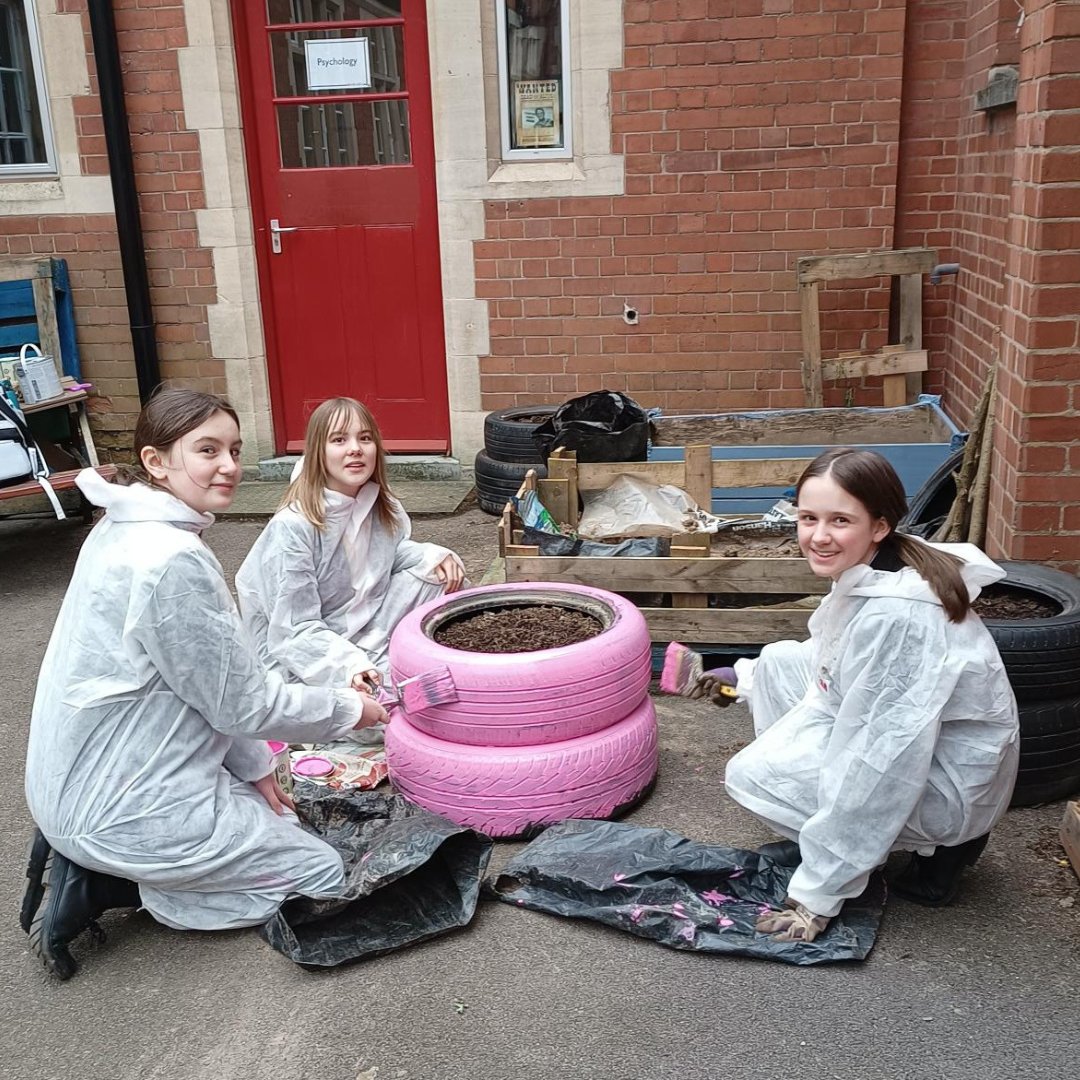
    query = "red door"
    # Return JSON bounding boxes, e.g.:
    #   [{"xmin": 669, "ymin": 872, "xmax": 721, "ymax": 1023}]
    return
[{"xmin": 232, "ymin": 0, "xmax": 449, "ymax": 452}]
